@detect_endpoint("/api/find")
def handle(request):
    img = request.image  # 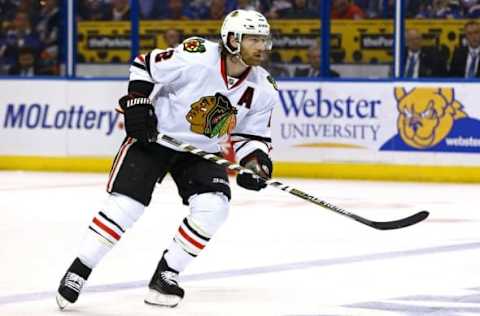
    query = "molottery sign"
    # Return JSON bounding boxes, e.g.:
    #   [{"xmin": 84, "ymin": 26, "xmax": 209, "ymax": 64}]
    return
[
  {"xmin": 4, "ymin": 103, "xmax": 119, "ymax": 136},
  {"xmin": 0, "ymin": 80, "xmax": 126, "ymax": 156}
]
